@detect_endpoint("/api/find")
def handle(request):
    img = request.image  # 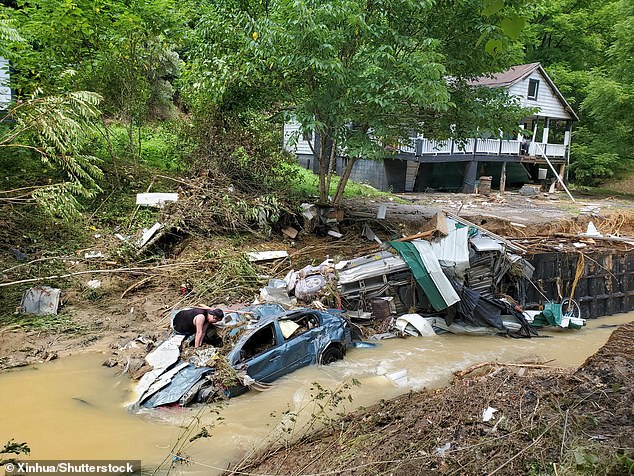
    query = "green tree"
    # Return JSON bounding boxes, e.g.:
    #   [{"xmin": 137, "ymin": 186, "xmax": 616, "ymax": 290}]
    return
[
  {"xmin": 2, "ymin": 0, "xmax": 188, "ymax": 168},
  {"xmin": 572, "ymin": 0, "xmax": 634, "ymax": 184},
  {"xmin": 522, "ymin": 0, "xmax": 633, "ymax": 184},
  {"xmin": 188, "ymin": 0, "xmax": 532, "ymax": 206}
]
